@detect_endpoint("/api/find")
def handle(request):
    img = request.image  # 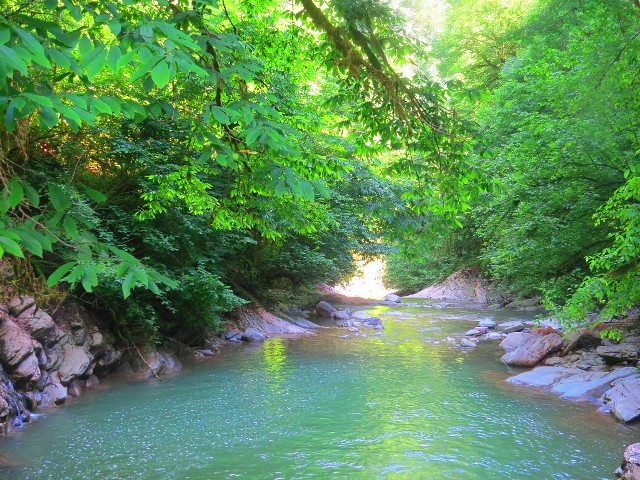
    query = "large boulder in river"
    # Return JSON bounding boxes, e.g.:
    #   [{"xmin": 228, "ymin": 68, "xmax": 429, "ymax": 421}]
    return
[
  {"xmin": 500, "ymin": 332, "xmax": 530, "ymax": 353},
  {"xmin": 242, "ymin": 327, "xmax": 267, "ymax": 342},
  {"xmin": 315, "ymin": 301, "xmax": 337, "ymax": 318},
  {"xmin": 380, "ymin": 294, "xmax": 401, "ymax": 306},
  {"xmin": 501, "ymin": 333, "xmax": 563, "ymax": 367},
  {"xmin": 404, "ymin": 268, "xmax": 490, "ymax": 303},
  {"xmin": 616, "ymin": 443, "xmax": 640, "ymax": 479},
  {"xmin": 497, "ymin": 321, "xmax": 524, "ymax": 333}
]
